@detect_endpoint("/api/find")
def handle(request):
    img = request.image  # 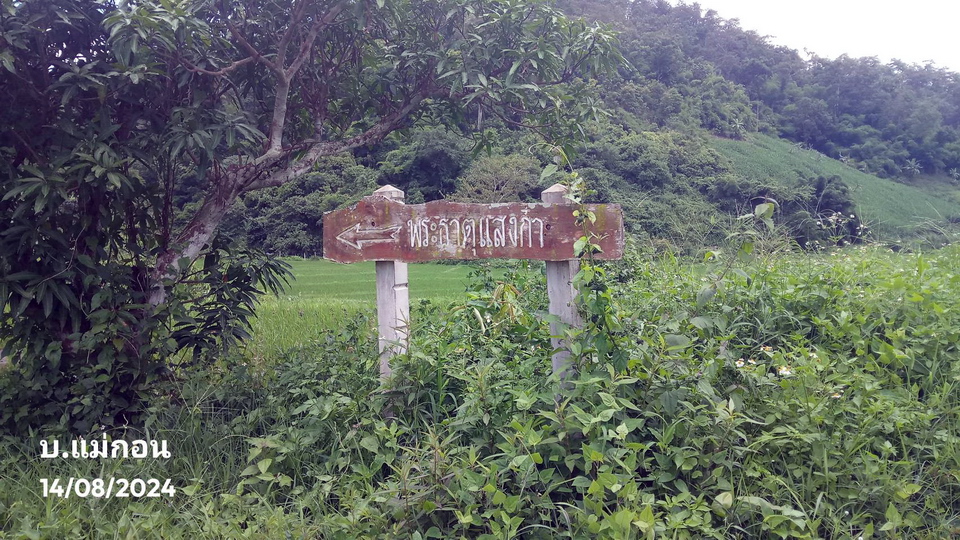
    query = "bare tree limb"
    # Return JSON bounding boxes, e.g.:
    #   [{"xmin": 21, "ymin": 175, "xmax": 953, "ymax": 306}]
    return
[
  {"xmin": 244, "ymin": 90, "xmax": 434, "ymax": 191},
  {"xmin": 286, "ymin": 1, "xmax": 349, "ymax": 78},
  {"xmin": 224, "ymin": 18, "xmax": 280, "ymax": 75},
  {"xmin": 261, "ymin": 1, "xmax": 350, "ymax": 155},
  {"xmin": 180, "ymin": 55, "xmax": 256, "ymax": 77}
]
